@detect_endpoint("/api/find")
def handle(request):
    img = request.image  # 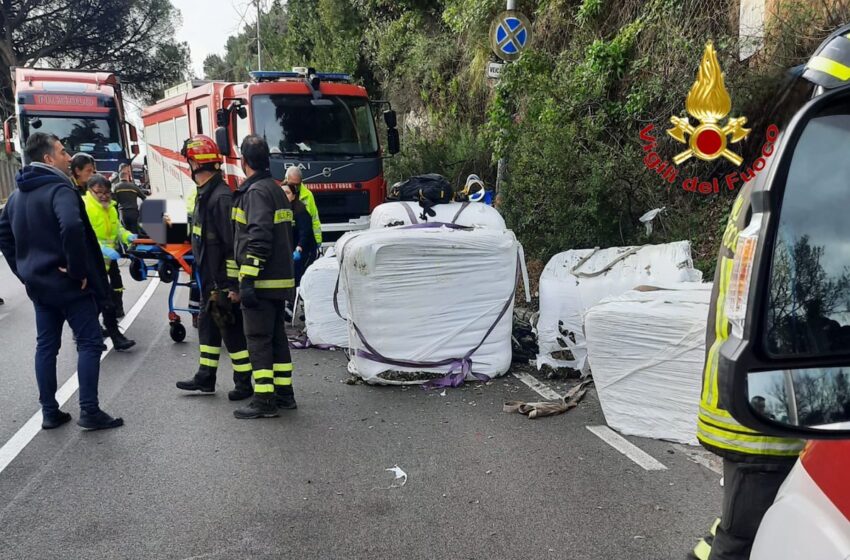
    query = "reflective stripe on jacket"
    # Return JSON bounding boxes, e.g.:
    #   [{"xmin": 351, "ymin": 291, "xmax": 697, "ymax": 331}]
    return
[{"xmin": 192, "ymin": 174, "xmax": 238, "ymax": 293}]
